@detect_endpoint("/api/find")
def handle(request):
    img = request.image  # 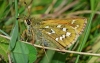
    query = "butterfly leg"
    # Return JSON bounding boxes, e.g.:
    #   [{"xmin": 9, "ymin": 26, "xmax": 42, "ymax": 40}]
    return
[
  {"xmin": 21, "ymin": 29, "xmax": 27, "ymax": 41},
  {"xmin": 21, "ymin": 29, "xmax": 35, "ymax": 44}
]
